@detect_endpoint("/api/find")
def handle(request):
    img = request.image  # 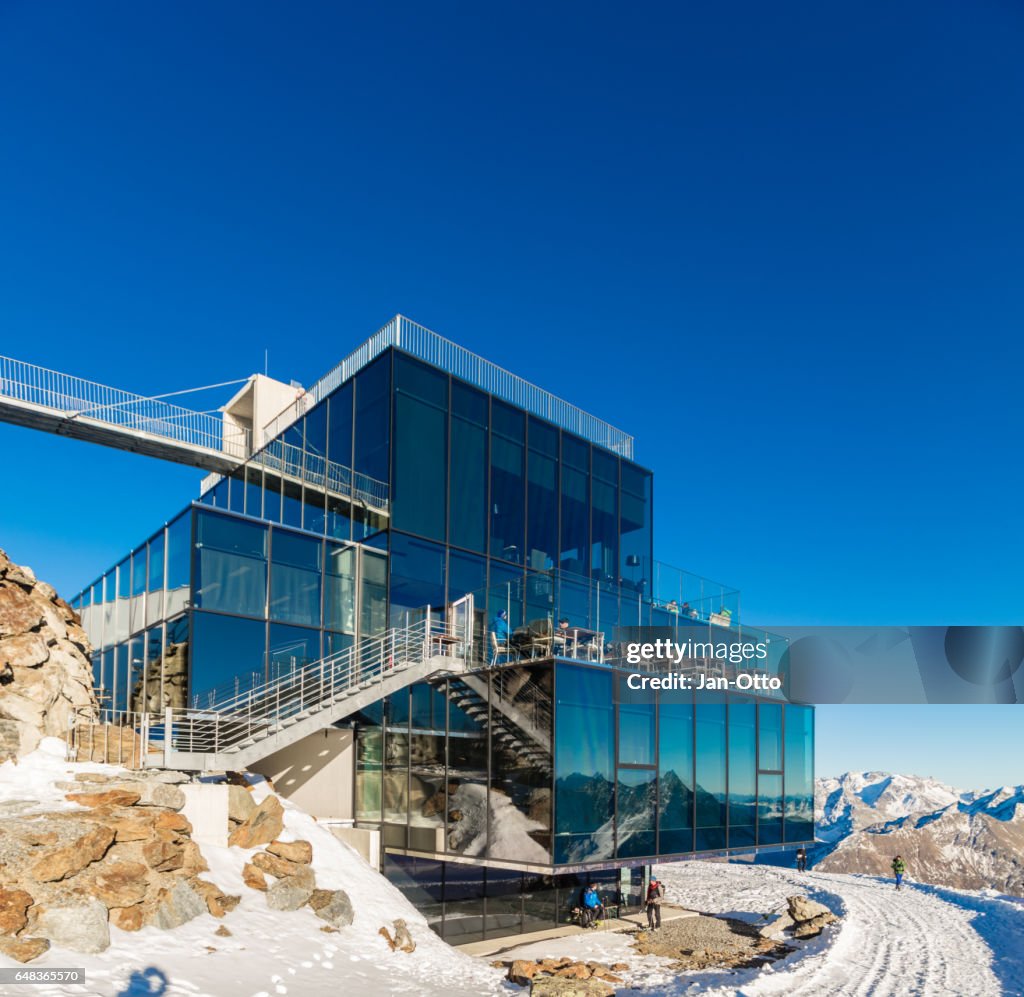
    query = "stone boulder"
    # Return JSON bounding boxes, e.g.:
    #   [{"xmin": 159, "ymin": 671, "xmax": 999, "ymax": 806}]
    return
[
  {"xmin": 530, "ymin": 979, "xmax": 615, "ymax": 997},
  {"xmin": 265, "ymin": 868, "xmax": 315, "ymax": 912},
  {"xmin": 787, "ymin": 895, "xmax": 835, "ymax": 924},
  {"xmin": 0, "ymin": 889, "xmax": 33, "ymax": 936},
  {"xmin": 309, "ymin": 888, "xmax": 353, "ymax": 928},
  {"xmin": 31, "ymin": 898, "xmax": 110, "ymax": 954},
  {"xmin": 0, "ymin": 549, "xmax": 98, "ymax": 761},
  {"xmin": 228, "ymin": 794, "xmax": 285, "ymax": 848},
  {"xmin": 267, "ymin": 839, "xmax": 312, "ymax": 864},
  {"xmin": 793, "ymin": 911, "xmax": 839, "ymax": 938}
]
